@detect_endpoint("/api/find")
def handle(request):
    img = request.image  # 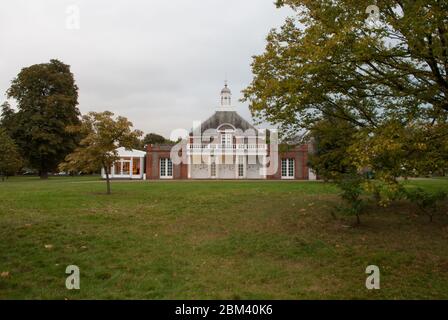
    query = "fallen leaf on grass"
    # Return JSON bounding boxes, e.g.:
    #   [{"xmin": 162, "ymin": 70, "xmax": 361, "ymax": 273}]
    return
[
  {"xmin": 44, "ymin": 244, "xmax": 53, "ymax": 249},
  {"xmin": 1, "ymin": 271, "xmax": 10, "ymax": 278}
]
